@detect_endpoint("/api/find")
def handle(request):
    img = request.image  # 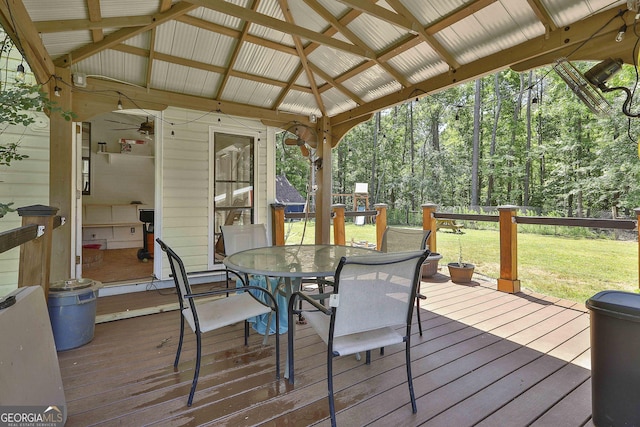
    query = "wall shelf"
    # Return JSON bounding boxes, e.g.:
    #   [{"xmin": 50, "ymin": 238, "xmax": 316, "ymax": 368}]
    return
[{"xmin": 97, "ymin": 151, "xmax": 154, "ymax": 164}]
